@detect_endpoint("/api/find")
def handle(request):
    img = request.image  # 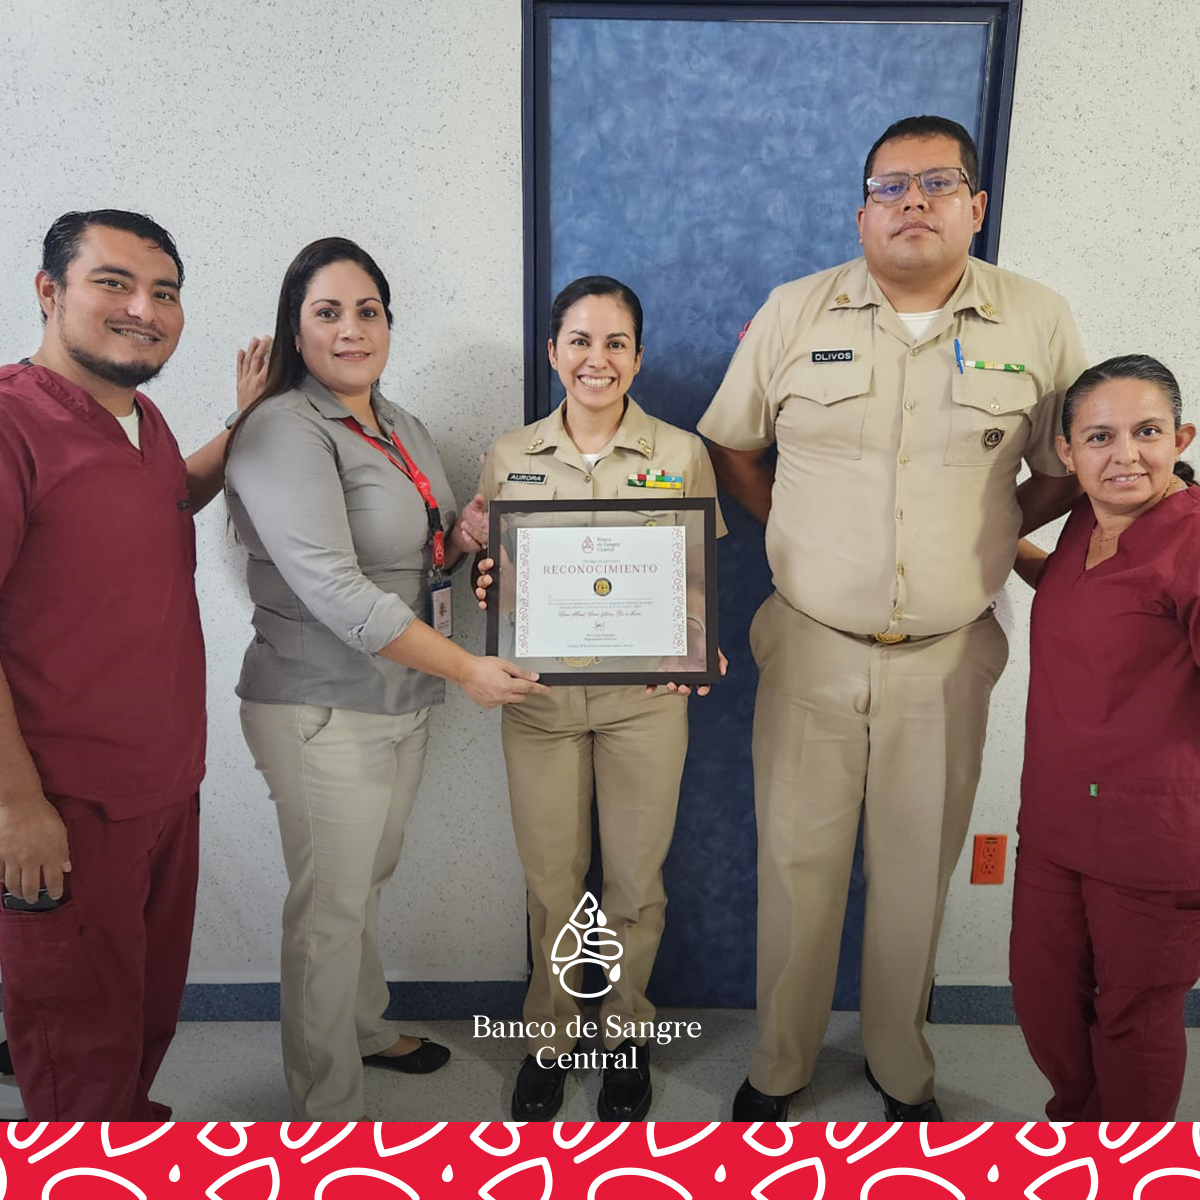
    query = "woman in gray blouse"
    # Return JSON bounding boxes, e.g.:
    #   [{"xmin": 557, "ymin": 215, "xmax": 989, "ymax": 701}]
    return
[{"xmin": 225, "ymin": 237, "xmax": 547, "ymax": 1121}]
